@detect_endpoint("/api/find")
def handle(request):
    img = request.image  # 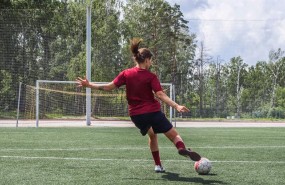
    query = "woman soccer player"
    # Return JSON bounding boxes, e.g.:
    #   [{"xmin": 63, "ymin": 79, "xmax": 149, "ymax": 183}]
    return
[{"xmin": 76, "ymin": 38, "xmax": 201, "ymax": 173}]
